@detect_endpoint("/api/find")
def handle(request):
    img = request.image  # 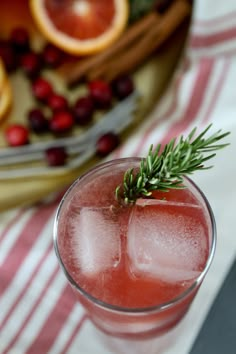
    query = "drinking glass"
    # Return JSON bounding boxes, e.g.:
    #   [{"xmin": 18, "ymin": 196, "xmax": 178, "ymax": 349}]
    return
[{"xmin": 53, "ymin": 158, "xmax": 216, "ymax": 353}]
